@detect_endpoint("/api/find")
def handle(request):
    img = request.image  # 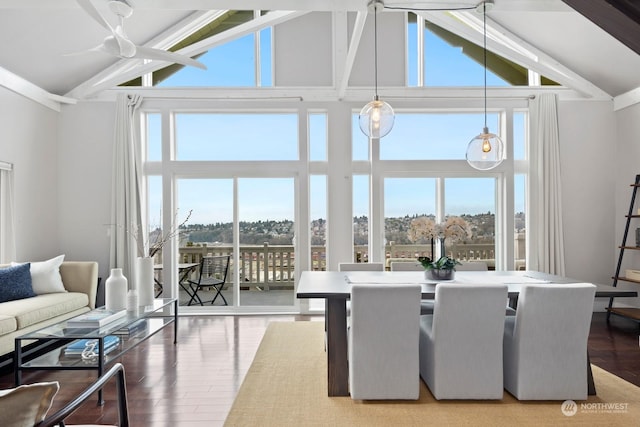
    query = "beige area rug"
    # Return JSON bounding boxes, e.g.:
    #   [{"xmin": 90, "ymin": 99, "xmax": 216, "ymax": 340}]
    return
[{"xmin": 224, "ymin": 321, "xmax": 640, "ymax": 426}]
